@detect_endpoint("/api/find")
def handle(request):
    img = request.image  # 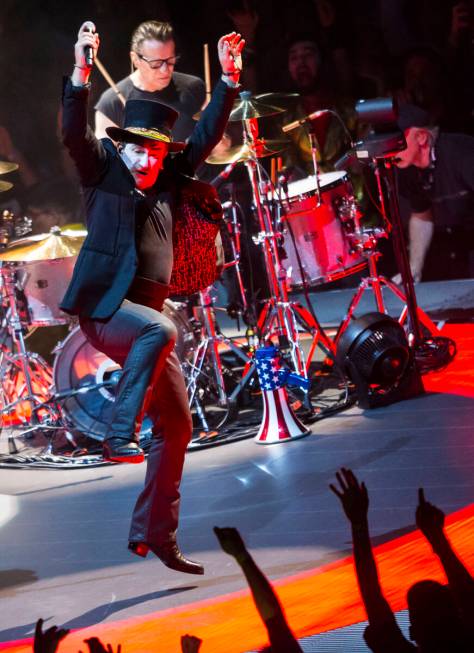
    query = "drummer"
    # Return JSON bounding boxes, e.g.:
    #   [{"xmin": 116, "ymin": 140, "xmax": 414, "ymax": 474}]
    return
[
  {"xmin": 281, "ymin": 33, "xmax": 355, "ymax": 177},
  {"xmin": 94, "ymin": 19, "xmax": 205, "ymax": 142}
]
